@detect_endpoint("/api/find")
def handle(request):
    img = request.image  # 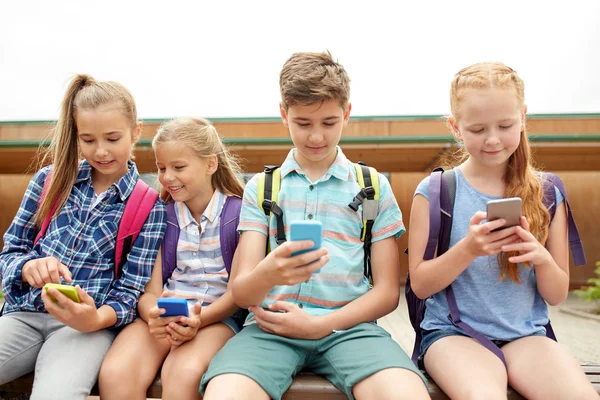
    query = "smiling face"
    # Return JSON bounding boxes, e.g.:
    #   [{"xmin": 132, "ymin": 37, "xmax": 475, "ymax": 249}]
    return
[
  {"xmin": 76, "ymin": 103, "xmax": 140, "ymax": 184},
  {"xmin": 155, "ymin": 141, "xmax": 216, "ymax": 203},
  {"xmin": 280, "ymin": 99, "xmax": 351, "ymax": 171},
  {"xmin": 451, "ymin": 87, "xmax": 525, "ymax": 170}
]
